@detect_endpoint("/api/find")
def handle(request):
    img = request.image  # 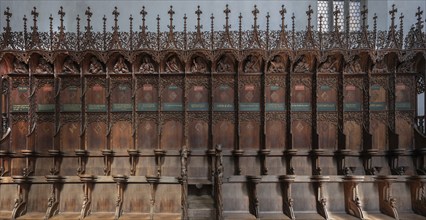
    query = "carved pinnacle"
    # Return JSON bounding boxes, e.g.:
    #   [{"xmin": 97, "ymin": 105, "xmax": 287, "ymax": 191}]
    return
[
  {"xmin": 195, "ymin": 6, "xmax": 203, "ymax": 31},
  {"xmin": 416, "ymin": 7, "xmax": 424, "ymax": 30},
  {"xmin": 58, "ymin": 6, "xmax": 66, "ymax": 32},
  {"xmin": 361, "ymin": 5, "xmax": 368, "ymax": 30},
  {"xmin": 224, "ymin": 4, "xmax": 231, "ymax": 30}
]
